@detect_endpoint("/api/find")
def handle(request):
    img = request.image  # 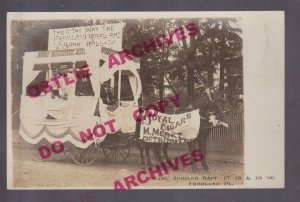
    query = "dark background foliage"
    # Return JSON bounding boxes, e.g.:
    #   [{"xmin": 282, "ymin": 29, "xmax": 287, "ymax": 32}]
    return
[{"xmin": 10, "ymin": 18, "xmax": 243, "ymax": 128}]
